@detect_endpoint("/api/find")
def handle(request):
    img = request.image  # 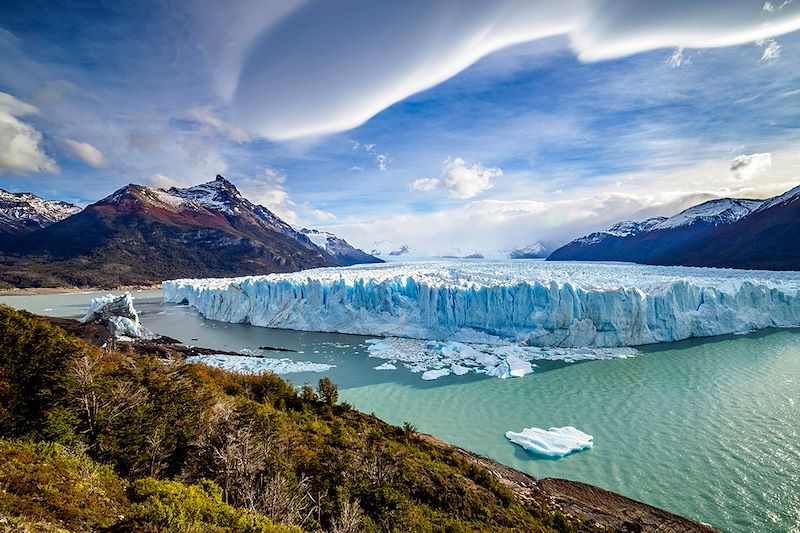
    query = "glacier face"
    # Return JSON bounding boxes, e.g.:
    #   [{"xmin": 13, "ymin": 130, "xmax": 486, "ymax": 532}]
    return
[{"xmin": 162, "ymin": 261, "xmax": 800, "ymax": 349}]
